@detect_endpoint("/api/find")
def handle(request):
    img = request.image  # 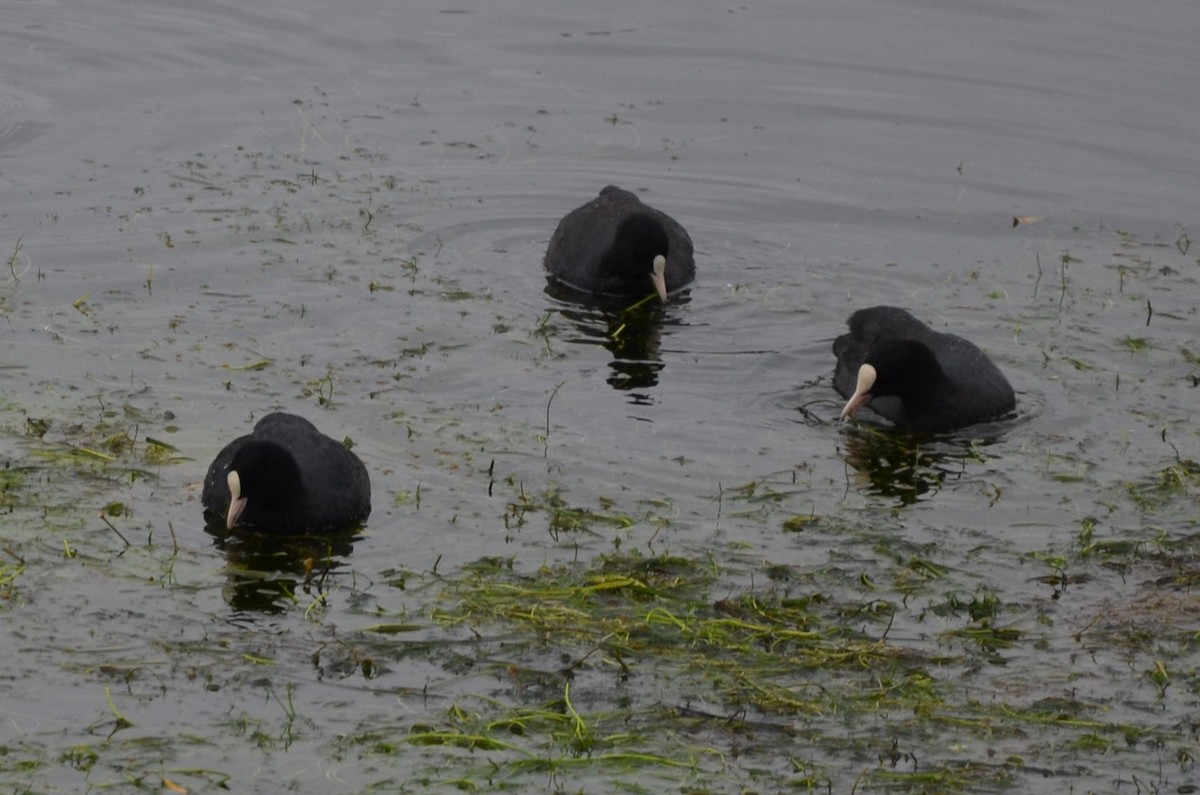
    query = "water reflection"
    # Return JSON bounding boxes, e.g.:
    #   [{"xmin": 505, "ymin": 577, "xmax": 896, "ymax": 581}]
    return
[
  {"xmin": 545, "ymin": 283, "xmax": 692, "ymax": 396},
  {"xmin": 204, "ymin": 522, "xmax": 360, "ymax": 614},
  {"xmin": 836, "ymin": 424, "xmax": 1007, "ymax": 506}
]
